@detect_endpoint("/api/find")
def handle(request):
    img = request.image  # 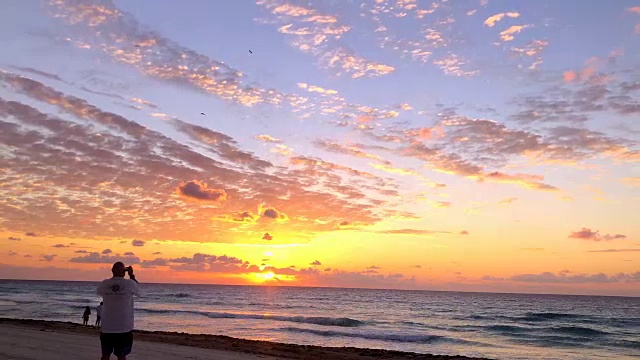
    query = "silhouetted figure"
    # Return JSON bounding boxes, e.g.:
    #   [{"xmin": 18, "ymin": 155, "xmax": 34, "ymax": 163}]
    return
[
  {"xmin": 95, "ymin": 301, "xmax": 104, "ymax": 327},
  {"xmin": 82, "ymin": 306, "xmax": 91, "ymax": 326},
  {"xmin": 97, "ymin": 262, "xmax": 140, "ymax": 360}
]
